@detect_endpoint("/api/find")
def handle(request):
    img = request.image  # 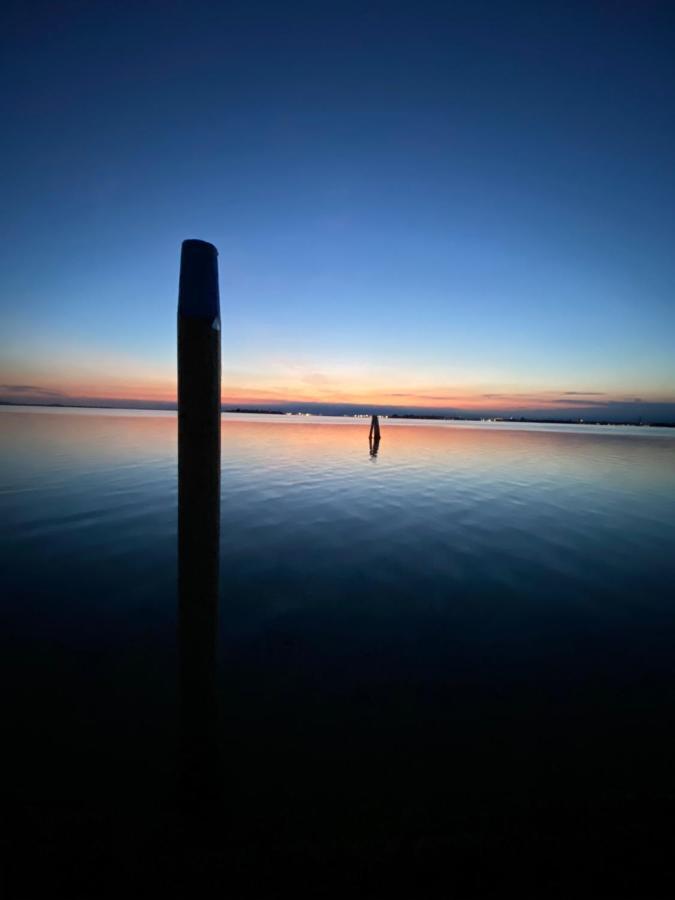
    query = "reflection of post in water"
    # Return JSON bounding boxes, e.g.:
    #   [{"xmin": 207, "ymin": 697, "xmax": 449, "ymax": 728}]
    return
[
  {"xmin": 177, "ymin": 239, "xmax": 221, "ymax": 816},
  {"xmin": 369, "ymin": 436, "xmax": 381, "ymax": 458}
]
